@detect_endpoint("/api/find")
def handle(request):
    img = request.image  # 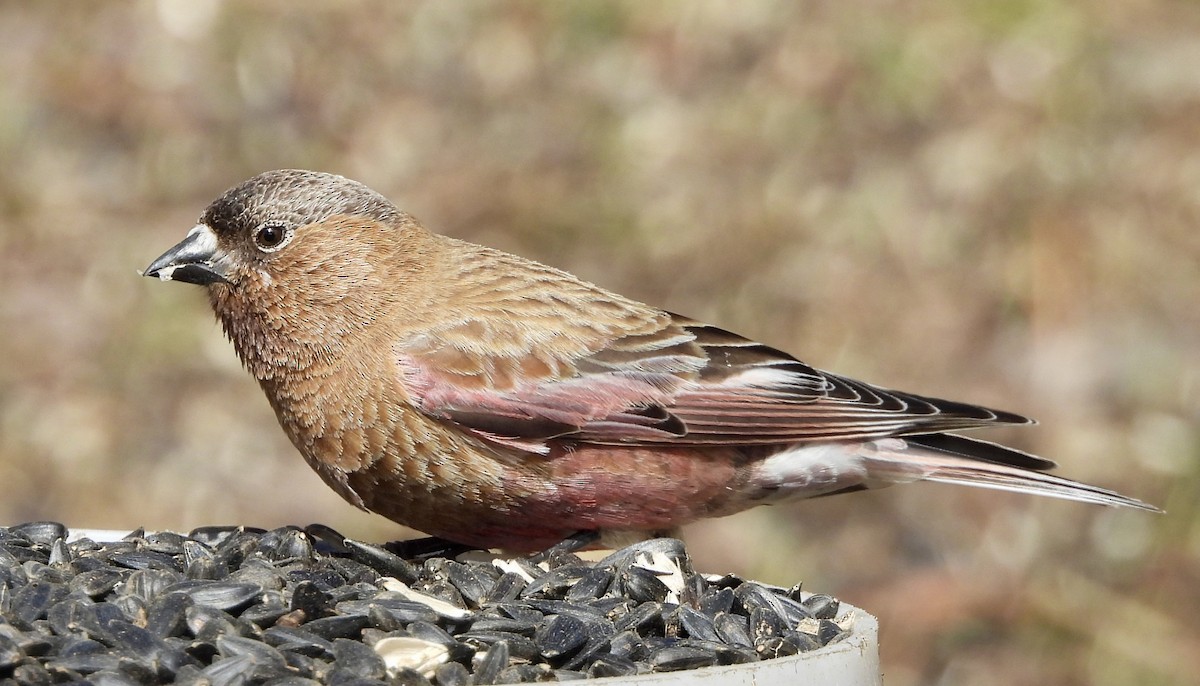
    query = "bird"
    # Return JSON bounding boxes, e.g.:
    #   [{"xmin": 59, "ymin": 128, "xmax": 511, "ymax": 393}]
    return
[{"xmin": 143, "ymin": 169, "xmax": 1158, "ymax": 552}]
